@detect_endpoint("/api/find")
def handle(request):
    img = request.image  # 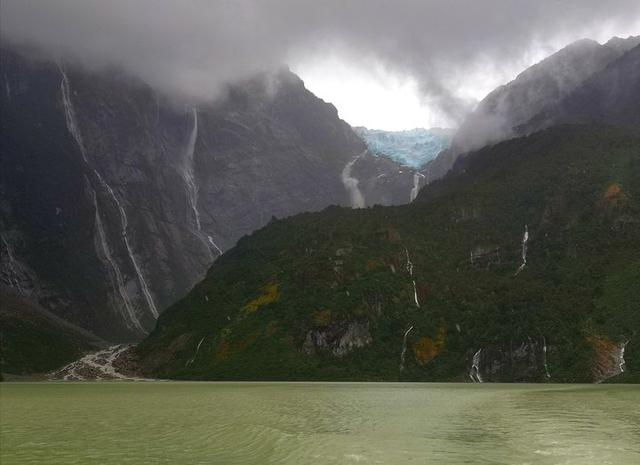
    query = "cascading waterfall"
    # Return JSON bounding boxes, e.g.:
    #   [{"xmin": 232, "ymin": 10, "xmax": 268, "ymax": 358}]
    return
[
  {"xmin": 469, "ymin": 349, "xmax": 483, "ymax": 383},
  {"xmin": 515, "ymin": 225, "xmax": 529, "ymax": 275},
  {"xmin": 59, "ymin": 66, "xmax": 158, "ymax": 319},
  {"xmin": 88, "ymin": 181, "xmax": 144, "ymax": 331},
  {"xmin": 618, "ymin": 340, "xmax": 629, "ymax": 374},
  {"xmin": 52, "ymin": 345, "xmax": 137, "ymax": 380},
  {"xmin": 184, "ymin": 107, "xmax": 202, "ymax": 231},
  {"xmin": 1, "ymin": 234, "xmax": 24, "ymax": 295},
  {"xmin": 399, "ymin": 326, "xmax": 414, "ymax": 371},
  {"xmin": 186, "ymin": 337, "xmax": 206, "ymax": 366},
  {"xmin": 404, "ymin": 248, "xmax": 420, "ymax": 308},
  {"xmin": 542, "ymin": 336, "xmax": 551, "ymax": 379},
  {"xmin": 182, "ymin": 107, "xmax": 223, "ymax": 259},
  {"xmin": 103, "ymin": 180, "xmax": 159, "ymax": 318},
  {"xmin": 409, "ymin": 172, "xmax": 425, "ymax": 202},
  {"xmin": 341, "ymin": 152, "xmax": 366, "ymax": 208}
]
